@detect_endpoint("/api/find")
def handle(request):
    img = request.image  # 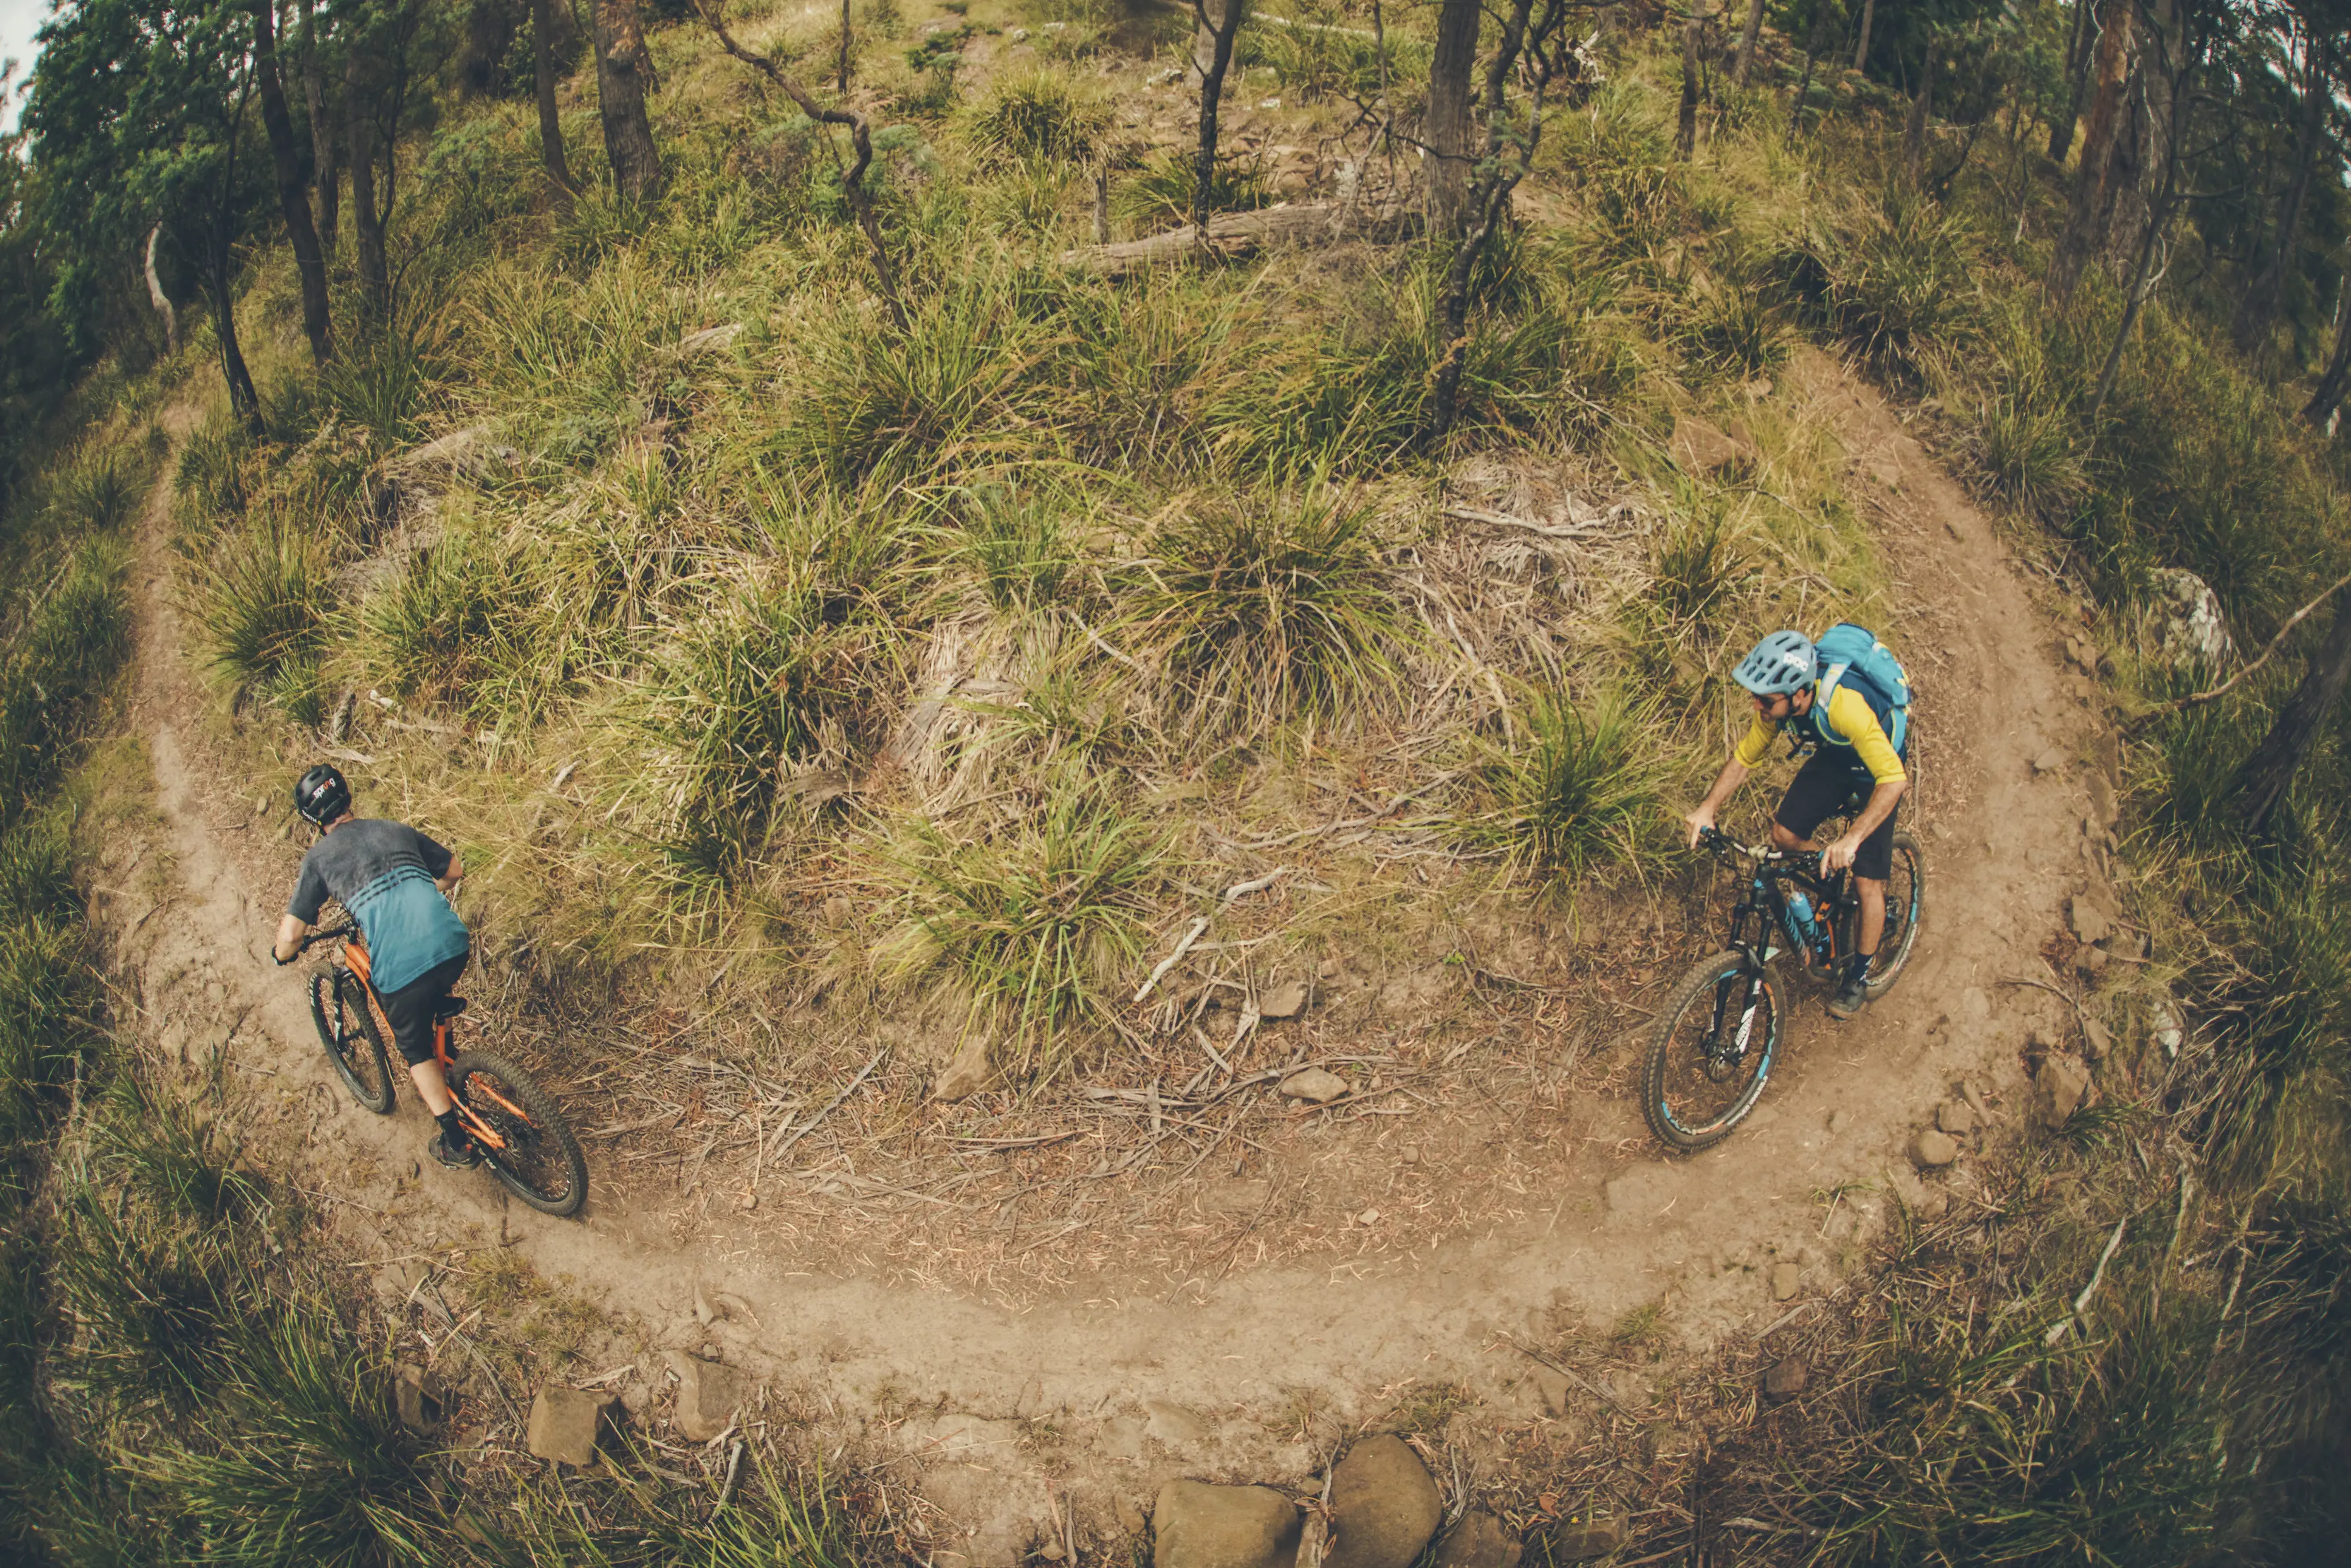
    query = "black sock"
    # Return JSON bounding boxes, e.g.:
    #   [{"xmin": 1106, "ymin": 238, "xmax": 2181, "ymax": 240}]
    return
[
  {"xmin": 1850, "ymin": 950, "xmax": 1875, "ymax": 983},
  {"xmin": 436, "ymin": 1108, "xmax": 469, "ymax": 1147}
]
